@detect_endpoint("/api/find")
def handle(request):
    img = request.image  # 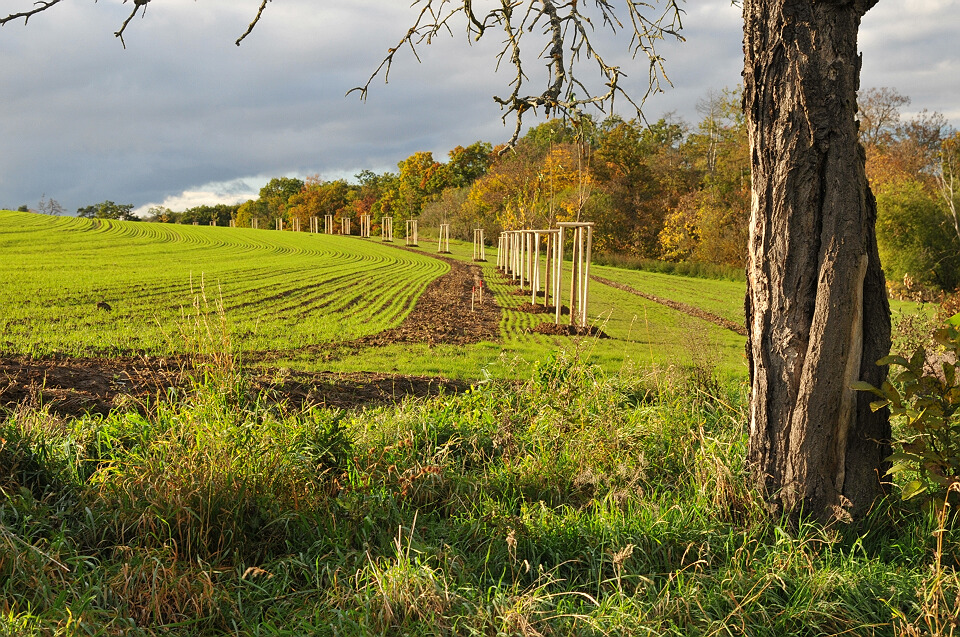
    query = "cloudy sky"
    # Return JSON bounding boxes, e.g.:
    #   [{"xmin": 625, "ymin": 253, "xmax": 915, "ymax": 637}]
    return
[{"xmin": 1, "ymin": 0, "xmax": 957, "ymax": 215}]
